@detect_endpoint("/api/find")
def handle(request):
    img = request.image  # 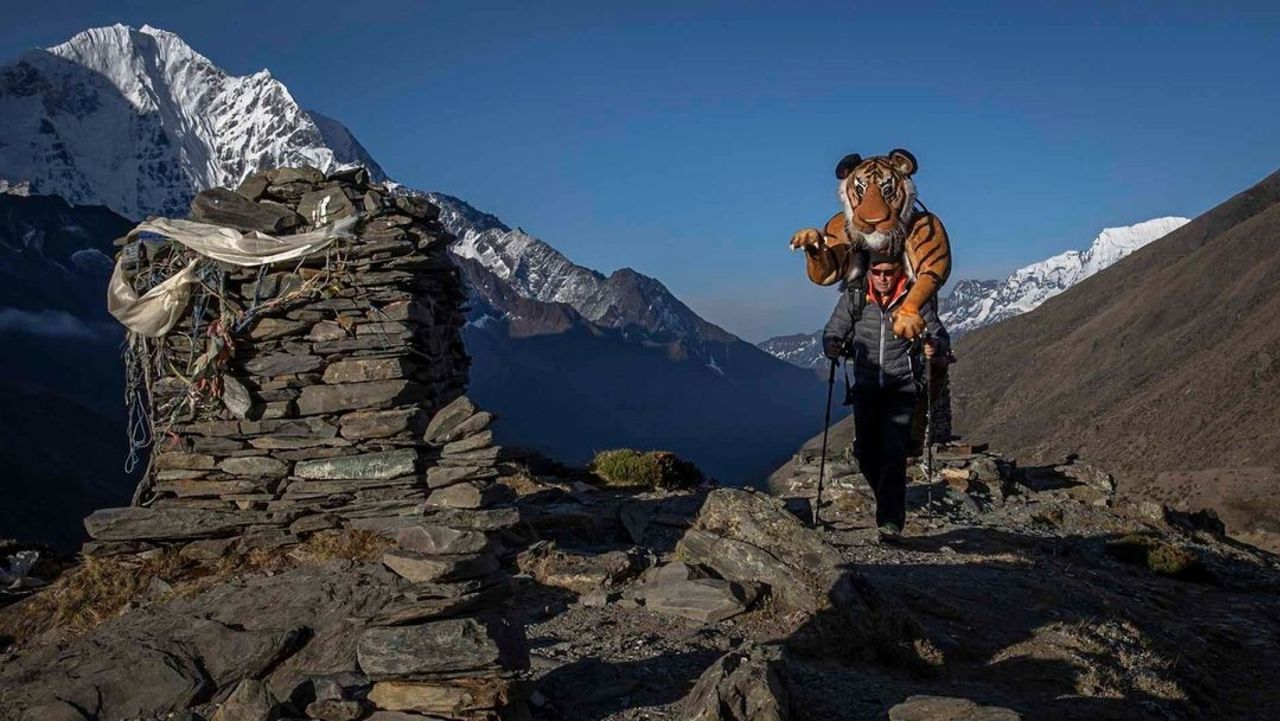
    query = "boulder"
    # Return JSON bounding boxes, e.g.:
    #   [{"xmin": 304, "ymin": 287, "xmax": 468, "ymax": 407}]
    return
[
  {"xmin": 675, "ymin": 489, "xmax": 862, "ymax": 615},
  {"xmin": 681, "ymin": 644, "xmax": 789, "ymax": 721},
  {"xmin": 888, "ymin": 695, "xmax": 1022, "ymax": 721}
]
